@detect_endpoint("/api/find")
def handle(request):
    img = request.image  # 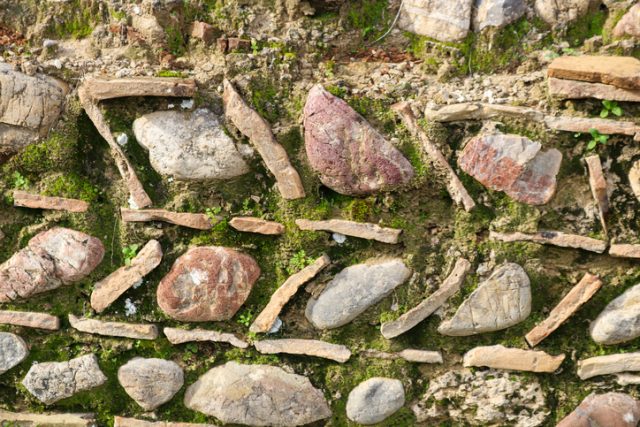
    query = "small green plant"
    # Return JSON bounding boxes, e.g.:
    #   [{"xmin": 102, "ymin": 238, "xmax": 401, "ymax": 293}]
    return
[
  {"xmin": 12, "ymin": 172, "xmax": 30, "ymax": 189},
  {"xmin": 236, "ymin": 309, "xmax": 253, "ymax": 327},
  {"xmin": 586, "ymin": 128, "xmax": 610, "ymax": 151},
  {"xmin": 251, "ymin": 38, "xmax": 260, "ymax": 55},
  {"xmin": 205, "ymin": 206, "xmax": 223, "ymax": 223},
  {"xmin": 122, "ymin": 244, "xmax": 140, "ymax": 266},
  {"xmin": 600, "ymin": 100, "xmax": 623, "ymax": 118},
  {"xmin": 287, "ymin": 250, "xmax": 313, "ymax": 274}
]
